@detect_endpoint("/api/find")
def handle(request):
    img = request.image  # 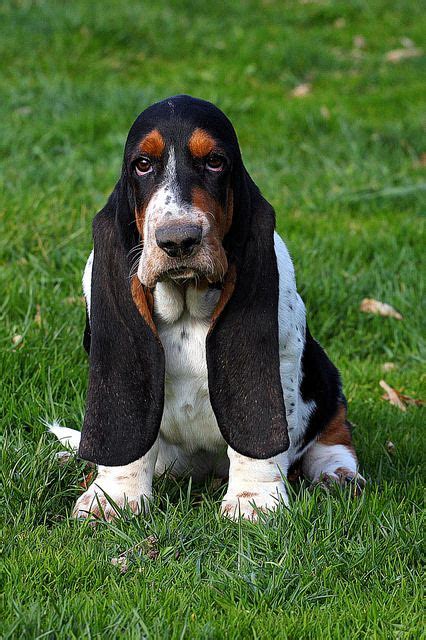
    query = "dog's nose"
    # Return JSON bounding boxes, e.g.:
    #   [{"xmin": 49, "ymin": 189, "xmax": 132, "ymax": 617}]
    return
[{"xmin": 155, "ymin": 224, "xmax": 202, "ymax": 258}]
